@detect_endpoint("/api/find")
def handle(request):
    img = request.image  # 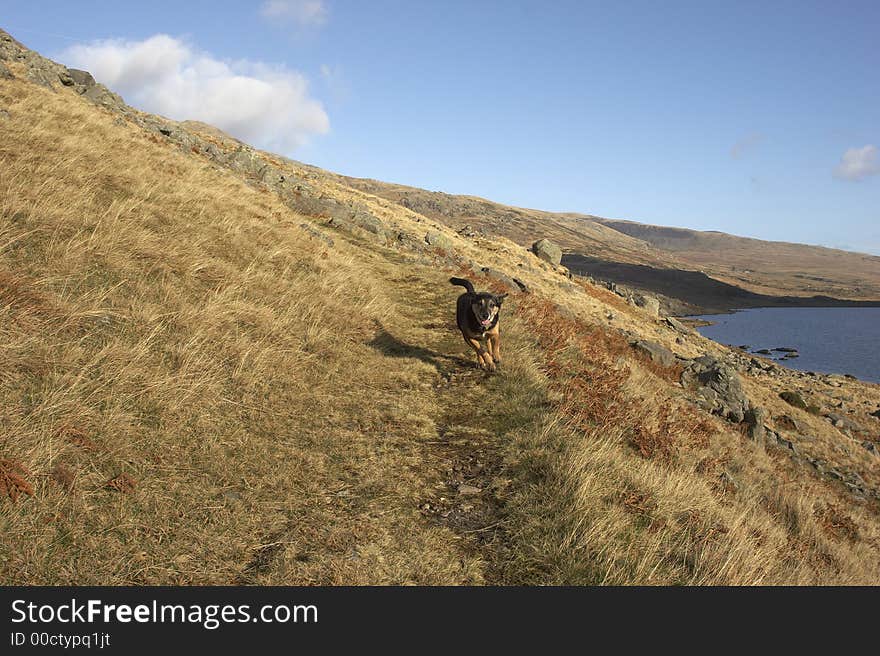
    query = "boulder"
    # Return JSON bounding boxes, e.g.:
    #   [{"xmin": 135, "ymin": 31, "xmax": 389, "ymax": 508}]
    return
[
  {"xmin": 68, "ymin": 68, "xmax": 95, "ymax": 87},
  {"xmin": 779, "ymin": 391, "xmax": 807, "ymax": 410},
  {"xmin": 664, "ymin": 317, "xmax": 690, "ymax": 334},
  {"xmin": 744, "ymin": 406, "xmax": 766, "ymax": 444},
  {"xmin": 480, "ymin": 267, "xmax": 518, "ymax": 292},
  {"xmin": 630, "ymin": 340, "xmax": 676, "ymax": 367},
  {"xmin": 825, "ymin": 412, "xmax": 859, "ymax": 432},
  {"xmin": 681, "ymin": 355, "xmax": 750, "ymax": 423},
  {"xmin": 862, "ymin": 441, "xmax": 879, "ymax": 457},
  {"xmin": 632, "ymin": 294, "xmax": 660, "ymax": 317},
  {"xmin": 531, "ymin": 238, "xmax": 562, "ymax": 265},
  {"xmin": 0, "ymin": 61, "xmax": 12, "ymax": 80}
]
